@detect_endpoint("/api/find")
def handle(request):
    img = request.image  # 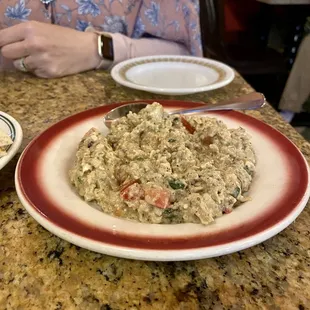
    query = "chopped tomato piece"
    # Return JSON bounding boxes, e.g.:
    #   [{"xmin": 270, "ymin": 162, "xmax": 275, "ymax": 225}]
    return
[
  {"xmin": 181, "ymin": 116, "xmax": 195, "ymax": 134},
  {"xmin": 120, "ymin": 180, "xmax": 144, "ymax": 201},
  {"xmin": 144, "ymin": 187, "xmax": 170, "ymax": 209},
  {"xmin": 223, "ymin": 208, "xmax": 232, "ymax": 214},
  {"xmin": 120, "ymin": 179, "xmax": 138, "ymax": 192}
]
